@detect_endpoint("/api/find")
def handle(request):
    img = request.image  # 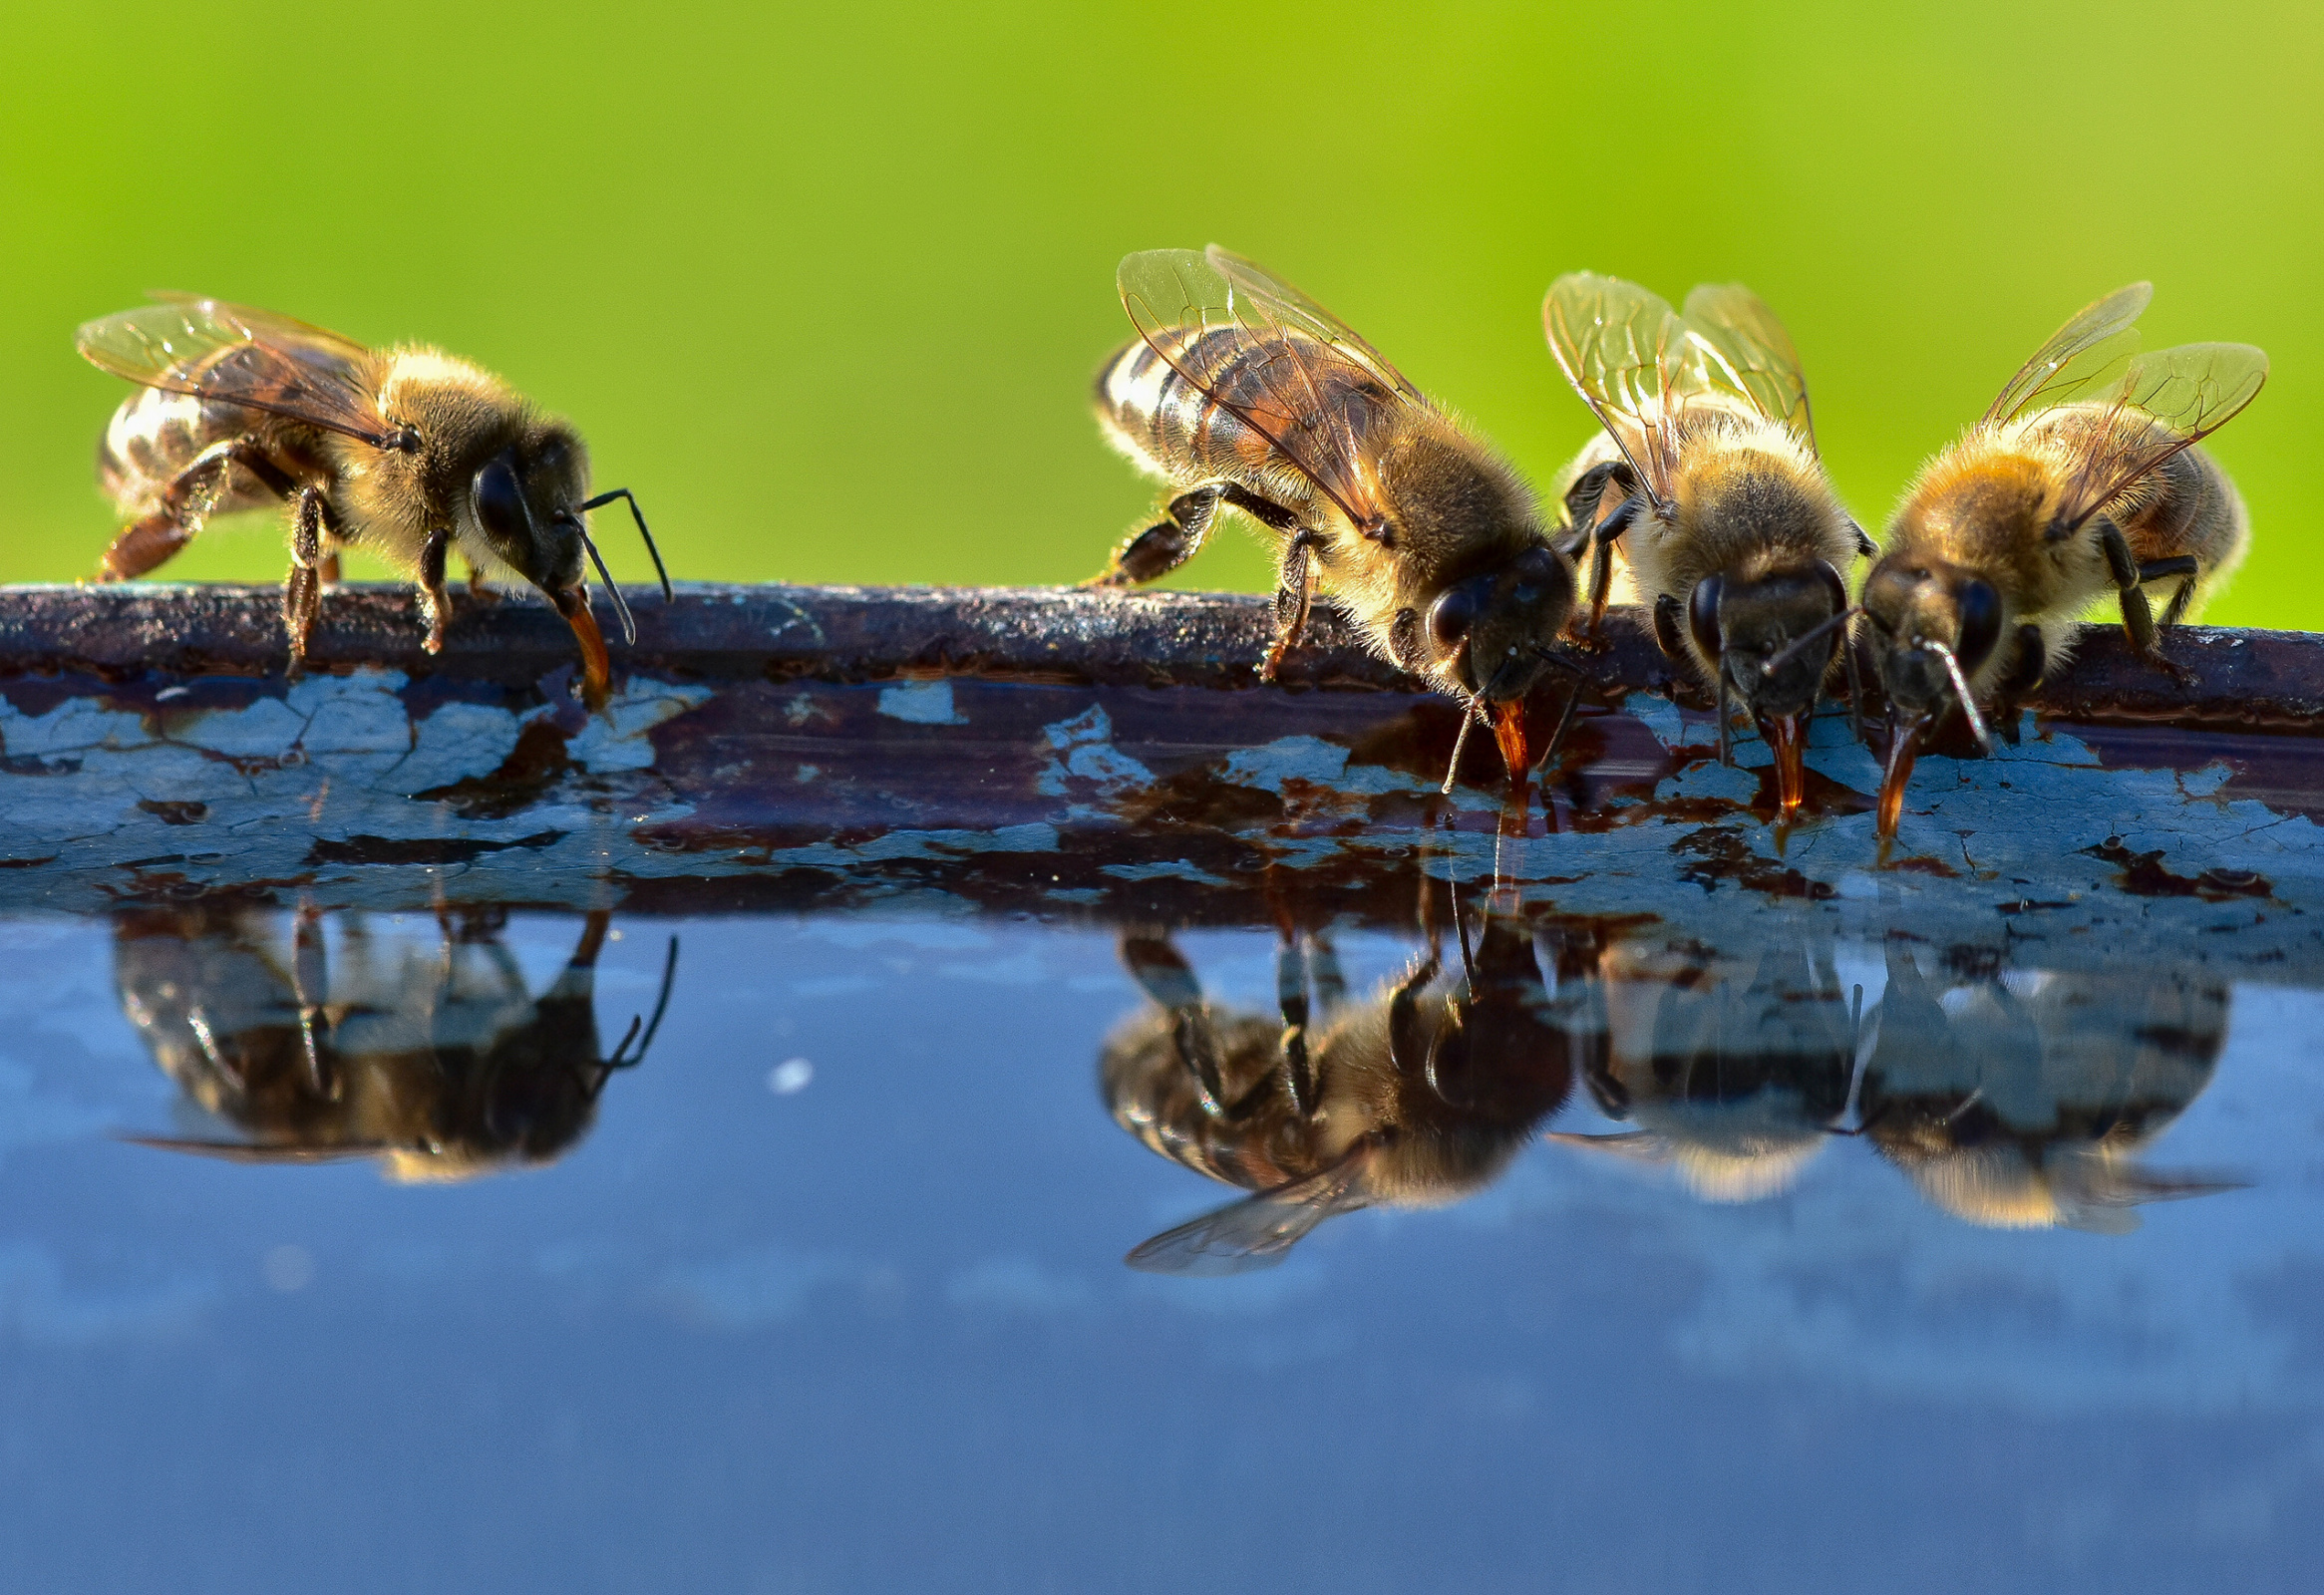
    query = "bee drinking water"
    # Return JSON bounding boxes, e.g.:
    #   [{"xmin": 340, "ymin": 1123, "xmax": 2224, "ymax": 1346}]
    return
[
  {"xmin": 1543, "ymin": 274, "xmax": 1869, "ymax": 816},
  {"xmin": 80, "ymin": 296, "xmax": 672, "ymax": 708},
  {"xmin": 1095, "ymin": 246, "xmax": 1579, "ymax": 785},
  {"xmin": 1859, "ymin": 283, "xmax": 2265, "ymax": 840}
]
